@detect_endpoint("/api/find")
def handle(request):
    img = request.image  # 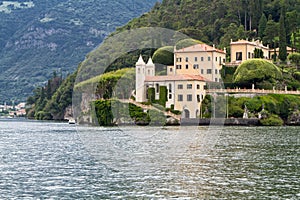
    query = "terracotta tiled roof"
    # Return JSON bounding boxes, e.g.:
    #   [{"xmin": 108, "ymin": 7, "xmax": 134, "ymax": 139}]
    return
[
  {"xmin": 175, "ymin": 43, "xmax": 225, "ymax": 54},
  {"xmin": 145, "ymin": 74, "xmax": 207, "ymax": 82}
]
